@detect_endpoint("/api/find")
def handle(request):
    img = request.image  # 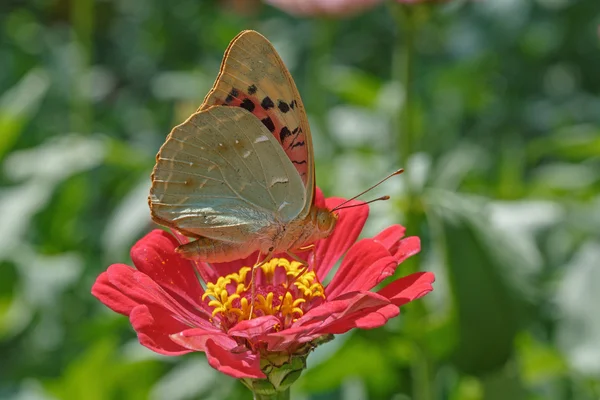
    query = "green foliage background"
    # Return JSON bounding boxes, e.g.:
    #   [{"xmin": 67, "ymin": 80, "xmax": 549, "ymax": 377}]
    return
[{"xmin": 1, "ymin": 0, "xmax": 599, "ymax": 399}]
